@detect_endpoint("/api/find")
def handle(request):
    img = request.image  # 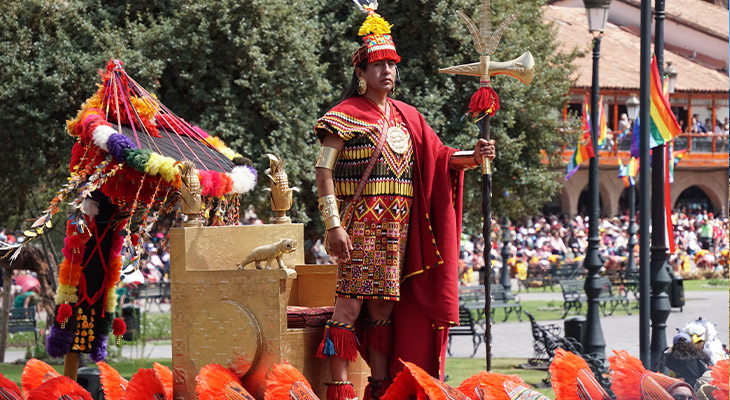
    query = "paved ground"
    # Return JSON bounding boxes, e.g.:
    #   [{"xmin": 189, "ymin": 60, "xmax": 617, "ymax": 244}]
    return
[{"xmin": 447, "ymin": 280, "xmax": 729, "ymax": 360}]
